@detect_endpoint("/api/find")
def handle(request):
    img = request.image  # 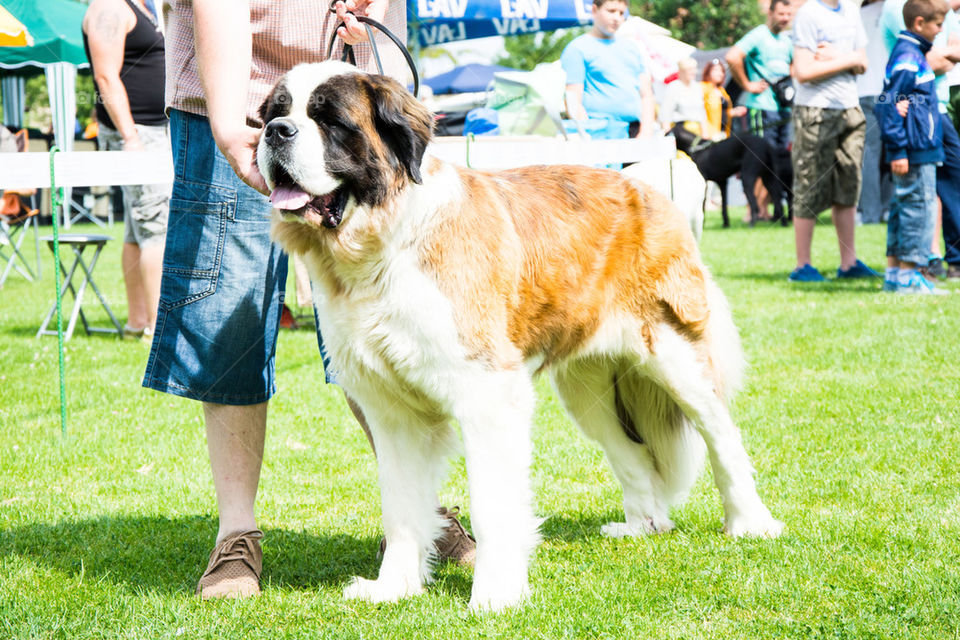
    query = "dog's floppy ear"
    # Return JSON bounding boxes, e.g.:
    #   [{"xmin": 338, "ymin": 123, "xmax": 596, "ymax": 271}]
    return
[{"xmin": 366, "ymin": 75, "xmax": 434, "ymax": 184}]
